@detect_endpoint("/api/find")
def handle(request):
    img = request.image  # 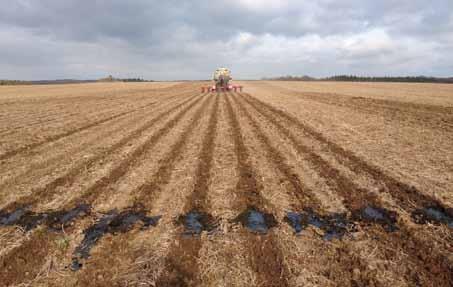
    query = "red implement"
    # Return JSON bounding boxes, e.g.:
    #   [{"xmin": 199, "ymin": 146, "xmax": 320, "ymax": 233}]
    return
[{"xmin": 201, "ymin": 85, "xmax": 243, "ymax": 93}]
